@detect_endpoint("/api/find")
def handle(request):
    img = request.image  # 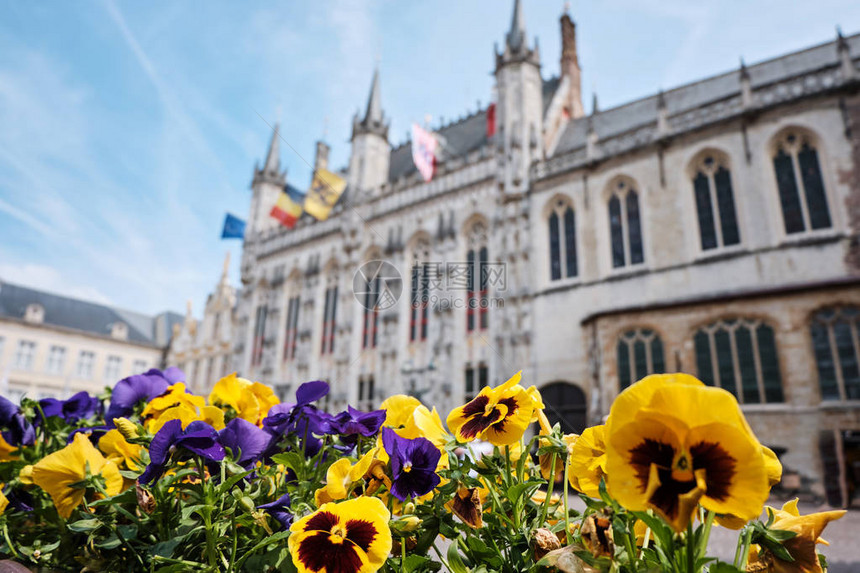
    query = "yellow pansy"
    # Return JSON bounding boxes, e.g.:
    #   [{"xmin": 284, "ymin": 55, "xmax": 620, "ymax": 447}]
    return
[
  {"xmin": 380, "ymin": 394, "xmax": 422, "ymax": 428},
  {"xmin": 0, "ymin": 434, "xmax": 19, "ymax": 461},
  {"xmin": 99, "ymin": 429, "xmax": 145, "ymax": 470},
  {"xmin": 447, "ymin": 371, "xmax": 544, "ymax": 446},
  {"xmin": 0, "ymin": 487, "xmax": 7, "ymax": 515},
  {"xmin": 18, "ymin": 465, "xmax": 34, "ymax": 485},
  {"xmin": 395, "ymin": 405, "xmax": 451, "ymax": 470},
  {"xmin": 289, "ymin": 497, "xmax": 392, "ymax": 573},
  {"xmin": 604, "ymin": 373, "xmax": 768, "ymax": 532},
  {"xmin": 569, "ymin": 424, "xmax": 607, "ymax": 498},
  {"xmin": 146, "ymin": 403, "xmax": 226, "ymax": 433},
  {"xmin": 208, "ymin": 373, "xmax": 279, "ymax": 427},
  {"xmin": 142, "ymin": 382, "xmax": 205, "ymax": 427},
  {"xmin": 31, "ymin": 433, "xmax": 123, "ymax": 519},
  {"xmin": 536, "ymin": 410, "xmax": 577, "ymax": 483},
  {"xmin": 314, "ymin": 451, "xmax": 375, "ymax": 506},
  {"xmin": 746, "ymin": 499, "xmax": 845, "ymax": 573}
]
